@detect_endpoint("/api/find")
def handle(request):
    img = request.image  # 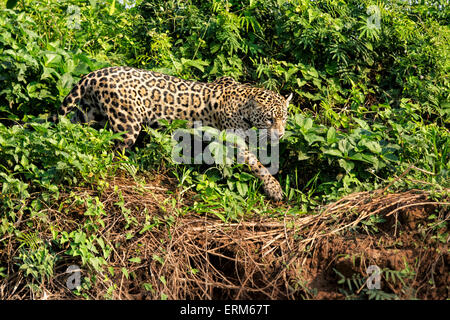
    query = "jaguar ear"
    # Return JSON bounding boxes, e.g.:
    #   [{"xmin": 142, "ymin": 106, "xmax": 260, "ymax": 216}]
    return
[{"xmin": 285, "ymin": 93, "xmax": 293, "ymax": 104}]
